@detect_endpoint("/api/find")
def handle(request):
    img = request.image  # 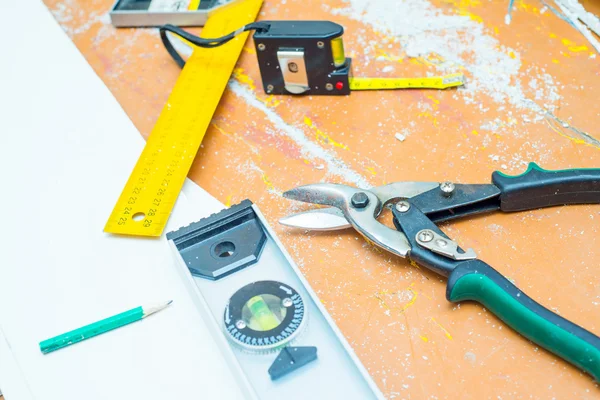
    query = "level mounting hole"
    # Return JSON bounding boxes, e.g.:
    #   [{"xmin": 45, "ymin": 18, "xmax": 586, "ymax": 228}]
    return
[
  {"xmin": 214, "ymin": 241, "xmax": 235, "ymax": 258},
  {"xmin": 132, "ymin": 212, "xmax": 145, "ymax": 222}
]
